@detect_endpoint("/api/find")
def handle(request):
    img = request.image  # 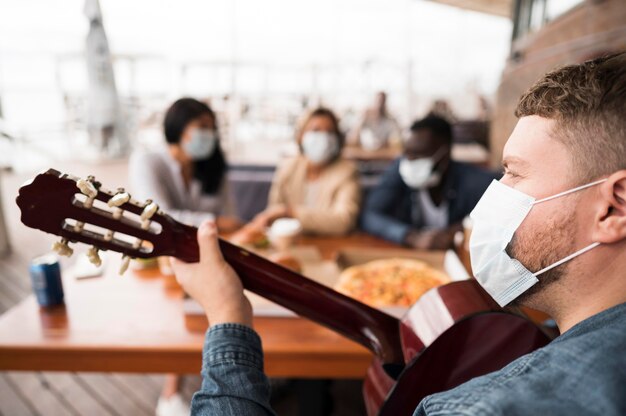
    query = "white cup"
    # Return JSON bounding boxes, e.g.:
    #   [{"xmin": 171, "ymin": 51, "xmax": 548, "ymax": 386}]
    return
[{"xmin": 268, "ymin": 218, "xmax": 302, "ymax": 251}]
